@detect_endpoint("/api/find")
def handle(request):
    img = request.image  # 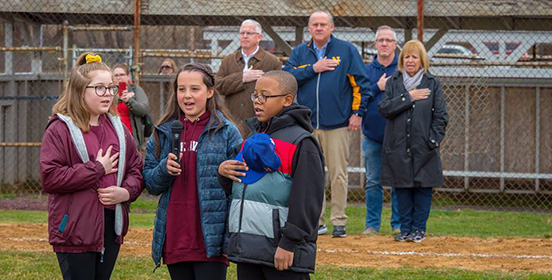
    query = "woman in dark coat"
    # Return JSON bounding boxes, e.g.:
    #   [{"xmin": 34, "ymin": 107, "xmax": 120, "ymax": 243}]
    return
[{"xmin": 378, "ymin": 40, "xmax": 448, "ymax": 243}]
